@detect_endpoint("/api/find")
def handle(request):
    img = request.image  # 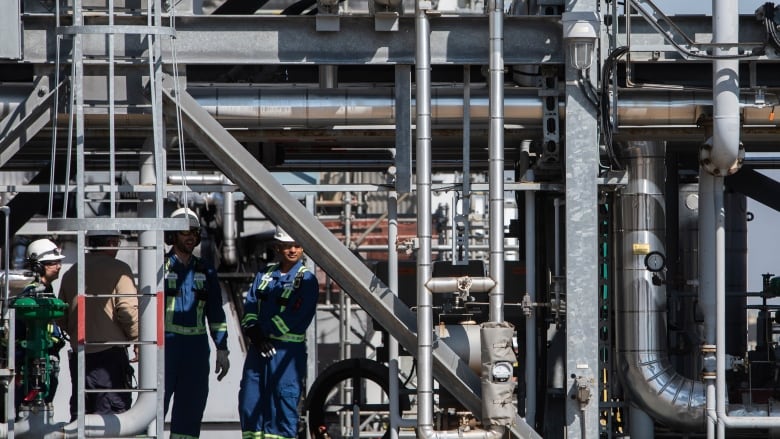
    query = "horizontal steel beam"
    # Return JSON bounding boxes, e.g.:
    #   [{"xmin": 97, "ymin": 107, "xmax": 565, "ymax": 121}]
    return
[{"xmin": 18, "ymin": 14, "xmax": 563, "ymax": 65}]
